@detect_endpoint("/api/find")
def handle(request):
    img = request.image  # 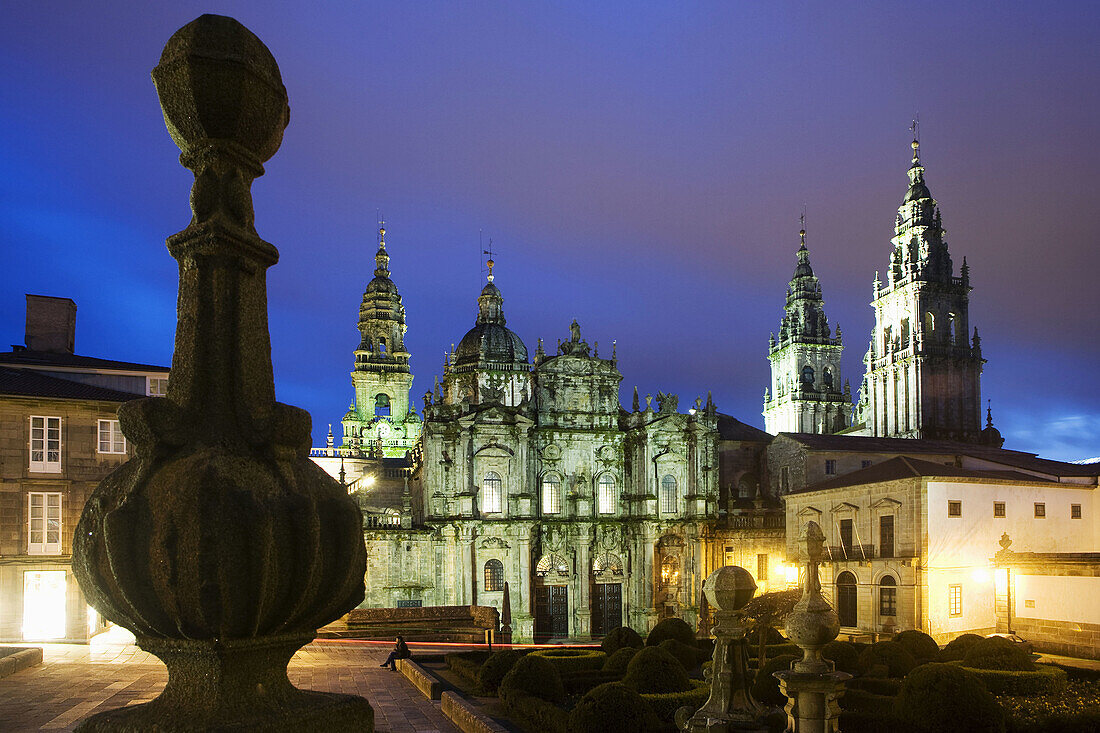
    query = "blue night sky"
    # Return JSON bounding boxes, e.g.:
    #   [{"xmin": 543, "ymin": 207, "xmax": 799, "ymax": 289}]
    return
[{"xmin": 1, "ymin": 2, "xmax": 1097, "ymax": 461}]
